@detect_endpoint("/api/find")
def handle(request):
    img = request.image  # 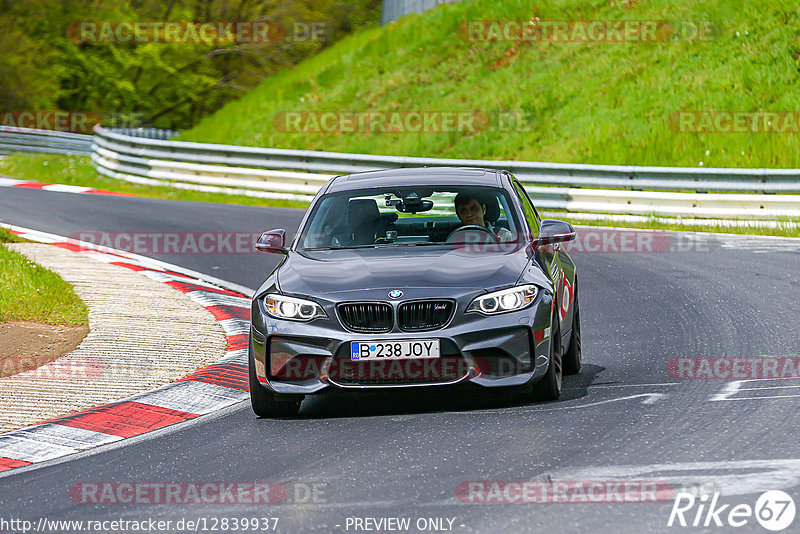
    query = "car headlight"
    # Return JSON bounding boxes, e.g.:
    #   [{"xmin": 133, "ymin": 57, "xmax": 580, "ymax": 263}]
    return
[
  {"xmin": 264, "ymin": 294, "xmax": 327, "ymax": 321},
  {"xmin": 466, "ymin": 285, "xmax": 538, "ymax": 315}
]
